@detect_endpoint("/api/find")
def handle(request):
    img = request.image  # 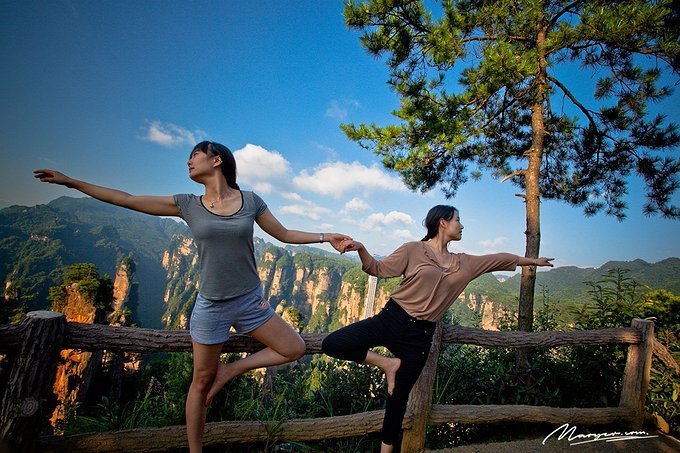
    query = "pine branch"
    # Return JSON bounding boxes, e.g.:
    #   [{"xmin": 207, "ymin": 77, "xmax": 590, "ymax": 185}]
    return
[
  {"xmin": 461, "ymin": 35, "xmax": 531, "ymax": 44},
  {"xmin": 547, "ymin": 0, "xmax": 584, "ymax": 31},
  {"xmin": 547, "ymin": 74, "xmax": 598, "ymax": 131},
  {"xmin": 500, "ymin": 170, "xmax": 526, "ymax": 183}
]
